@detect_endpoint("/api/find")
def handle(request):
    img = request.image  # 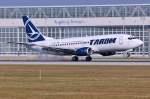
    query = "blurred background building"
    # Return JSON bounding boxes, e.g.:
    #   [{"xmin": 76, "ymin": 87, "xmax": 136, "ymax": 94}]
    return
[{"xmin": 0, "ymin": 4, "xmax": 149, "ymax": 55}]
